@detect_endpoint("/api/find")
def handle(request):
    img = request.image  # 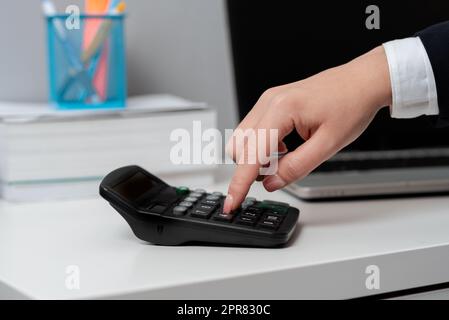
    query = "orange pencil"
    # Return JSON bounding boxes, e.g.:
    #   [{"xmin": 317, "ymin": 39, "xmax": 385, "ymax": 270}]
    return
[{"xmin": 83, "ymin": 0, "xmax": 109, "ymax": 100}]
